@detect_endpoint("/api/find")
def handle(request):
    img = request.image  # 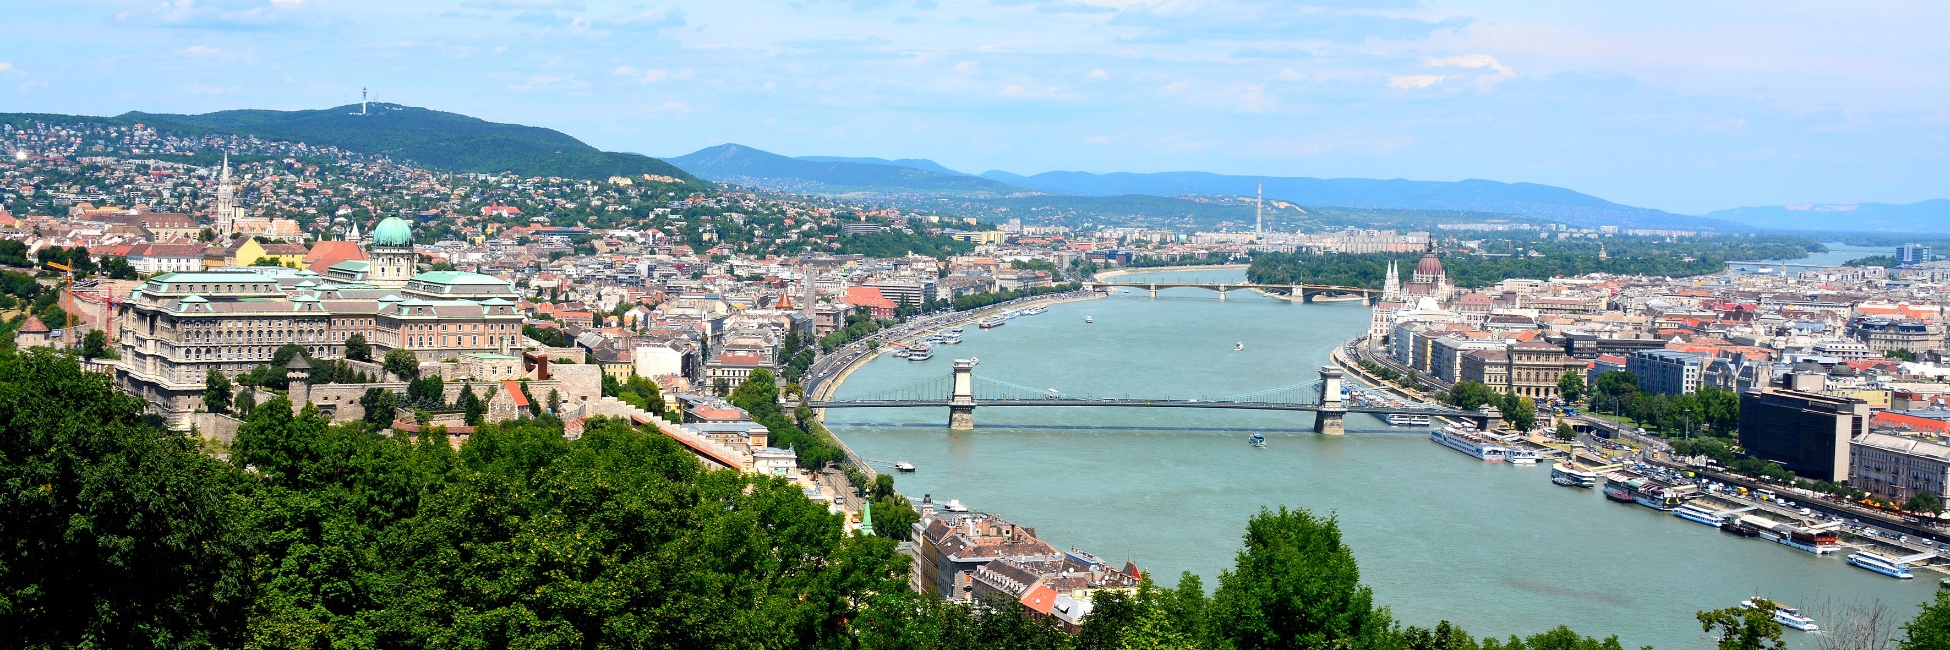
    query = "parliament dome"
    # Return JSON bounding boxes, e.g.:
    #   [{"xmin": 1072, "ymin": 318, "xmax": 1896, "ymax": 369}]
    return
[
  {"xmin": 371, "ymin": 217, "xmax": 413, "ymax": 247},
  {"xmin": 1413, "ymin": 253, "xmax": 1445, "ymax": 279}
]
